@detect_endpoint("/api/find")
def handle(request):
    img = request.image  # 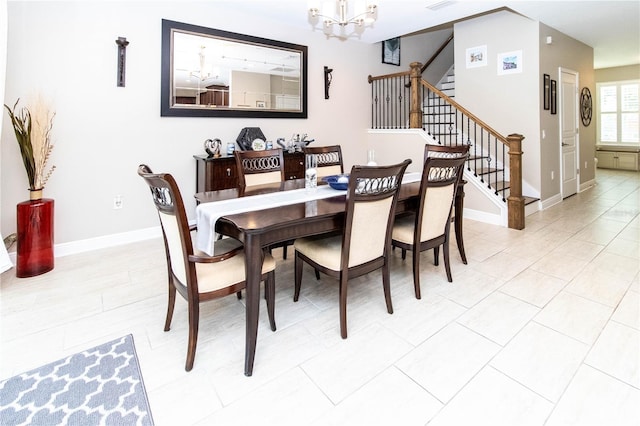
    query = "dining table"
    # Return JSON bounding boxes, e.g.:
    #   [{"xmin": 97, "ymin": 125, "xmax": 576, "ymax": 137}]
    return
[{"xmin": 194, "ymin": 174, "xmax": 425, "ymax": 376}]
